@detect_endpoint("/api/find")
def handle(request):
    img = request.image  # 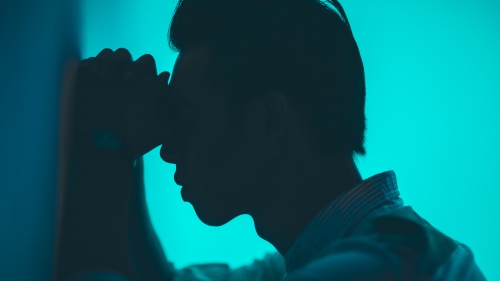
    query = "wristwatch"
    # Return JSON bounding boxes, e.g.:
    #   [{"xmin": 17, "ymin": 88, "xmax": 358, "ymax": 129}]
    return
[{"xmin": 87, "ymin": 128, "xmax": 132, "ymax": 159}]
